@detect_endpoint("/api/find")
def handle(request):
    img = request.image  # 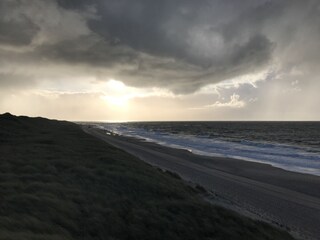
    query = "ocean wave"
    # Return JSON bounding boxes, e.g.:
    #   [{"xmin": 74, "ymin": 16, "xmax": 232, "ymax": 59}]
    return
[{"xmin": 97, "ymin": 123, "xmax": 320, "ymax": 176}]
